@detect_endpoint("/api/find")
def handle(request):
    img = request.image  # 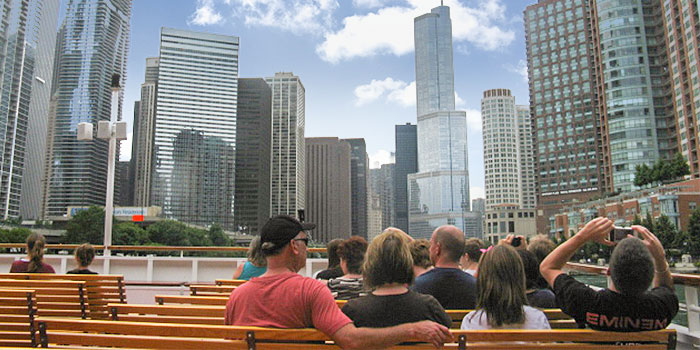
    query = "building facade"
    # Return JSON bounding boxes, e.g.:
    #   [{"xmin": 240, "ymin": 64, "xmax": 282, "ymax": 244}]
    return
[
  {"xmin": 44, "ymin": 0, "xmax": 131, "ymax": 218},
  {"xmin": 305, "ymin": 137, "xmax": 351, "ymax": 243},
  {"xmin": 370, "ymin": 163, "xmax": 395, "ymax": 231},
  {"xmin": 151, "ymin": 28, "xmax": 238, "ymax": 228},
  {"xmin": 394, "ymin": 123, "xmax": 417, "ymax": 232},
  {"xmin": 266, "ymin": 72, "xmax": 306, "ymax": 218},
  {"xmin": 131, "ymin": 57, "xmax": 158, "ymax": 207},
  {"xmin": 343, "ymin": 138, "xmax": 368, "ymax": 239},
  {"xmin": 484, "ymin": 207, "xmax": 538, "ymax": 244},
  {"xmin": 409, "ymin": 4, "xmax": 471, "ymax": 239},
  {"xmin": 234, "ymin": 78, "xmax": 271, "ymax": 235}
]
